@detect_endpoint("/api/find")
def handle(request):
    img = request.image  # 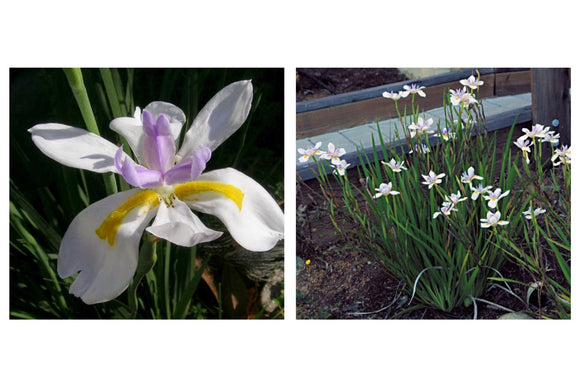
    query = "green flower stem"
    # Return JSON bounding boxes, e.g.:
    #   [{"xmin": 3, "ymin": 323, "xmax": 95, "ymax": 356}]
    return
[
  {"xmin": 99, "ymin": 68, "xmax": 124, "ymax": 119},
  {"xmin": 128, "ymin": 237, "xmax": 158, "ymax": 318},
  {"xmin": 63, "ymin": 68, "xmax": 100, "ymax": 135},
  {"xmin": 163, "ymin": 241, "xmax": 172, "ymax": 319},
  {"xmin": 63, "ymin": 68, "xmax": 118, "ymax": 195}
]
